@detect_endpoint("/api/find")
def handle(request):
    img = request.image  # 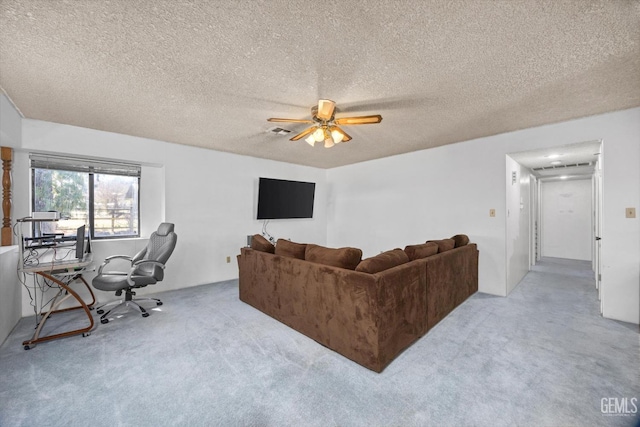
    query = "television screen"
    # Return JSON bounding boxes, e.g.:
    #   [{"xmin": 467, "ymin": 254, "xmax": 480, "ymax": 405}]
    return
[{"xmin": 257, "ymin": 178, "xmax": 315, "ymax": 220}]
